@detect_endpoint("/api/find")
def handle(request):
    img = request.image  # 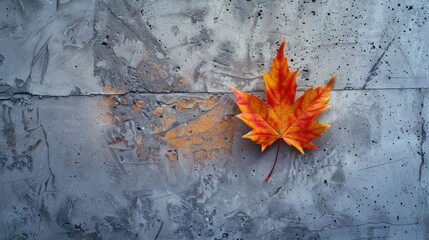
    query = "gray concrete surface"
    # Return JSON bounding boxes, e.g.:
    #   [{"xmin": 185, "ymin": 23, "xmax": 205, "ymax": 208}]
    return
[{"xmin": 0, "ymin": 0, "xmax": 428, "ymax": 239}]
